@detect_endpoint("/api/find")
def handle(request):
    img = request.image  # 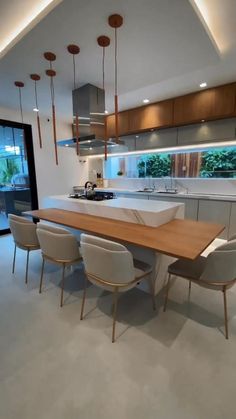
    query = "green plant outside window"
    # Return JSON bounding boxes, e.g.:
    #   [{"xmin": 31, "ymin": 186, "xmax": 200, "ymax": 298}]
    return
[{"xmin": 136, "ymin": 148, "xmax": 236, "ymax": 178}]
